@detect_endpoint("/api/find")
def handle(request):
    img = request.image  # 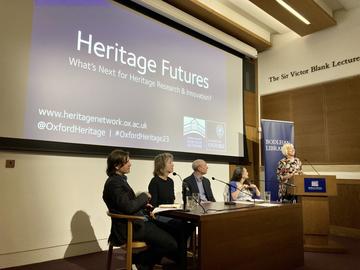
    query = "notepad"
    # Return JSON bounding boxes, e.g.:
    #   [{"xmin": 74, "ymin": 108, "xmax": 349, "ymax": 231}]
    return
[{"xmin": 152, "ymin": 204, "xmax": 182, "ymax": 215}]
